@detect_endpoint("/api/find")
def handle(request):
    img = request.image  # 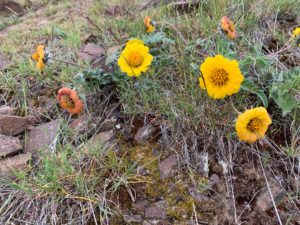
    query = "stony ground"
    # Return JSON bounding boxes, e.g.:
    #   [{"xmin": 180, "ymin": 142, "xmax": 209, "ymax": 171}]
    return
[{"xmin": 0, "ymin": 0, "xmax": 300, "ymax": 225}]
